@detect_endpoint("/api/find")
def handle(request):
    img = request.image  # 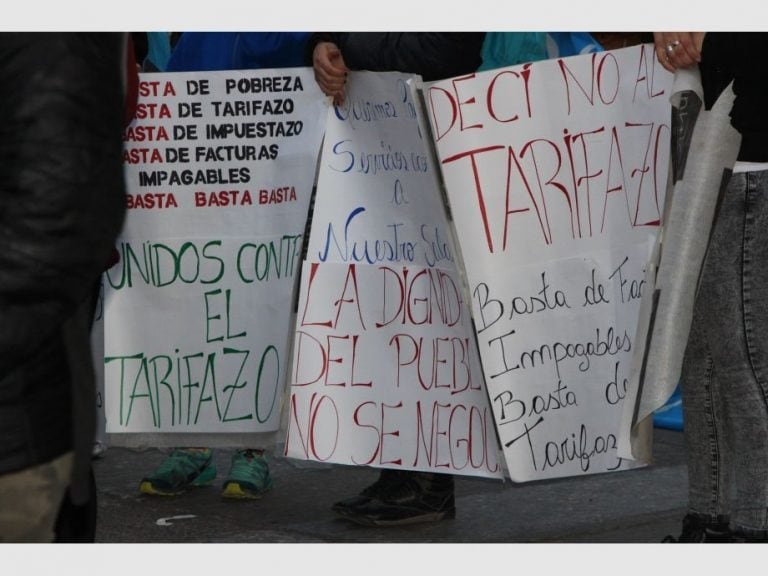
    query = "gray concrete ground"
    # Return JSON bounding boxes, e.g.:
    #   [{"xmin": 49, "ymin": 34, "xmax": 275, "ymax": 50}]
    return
[{"xmin": 93, "ymin": 427, "xmax": 688, "ymax": 543}]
